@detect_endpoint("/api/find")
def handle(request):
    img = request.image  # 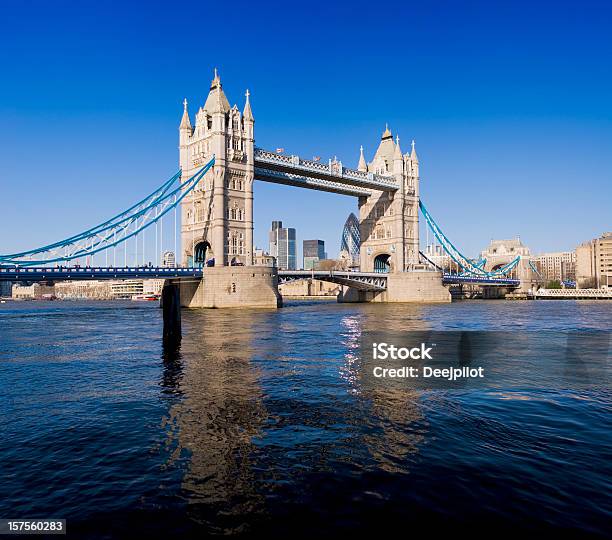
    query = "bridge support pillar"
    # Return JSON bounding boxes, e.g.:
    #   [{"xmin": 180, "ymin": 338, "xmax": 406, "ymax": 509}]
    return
[
  {"xmin": 338, "ymin": 271, "xmax": 451, "ymax": 303},
  {"xmin": 162, "ymin": 280, "xmax": 182, "ymax": 343},
  {"xmin": 179, "ymin": 266, "xmax": 281, "ymax": 309}
]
